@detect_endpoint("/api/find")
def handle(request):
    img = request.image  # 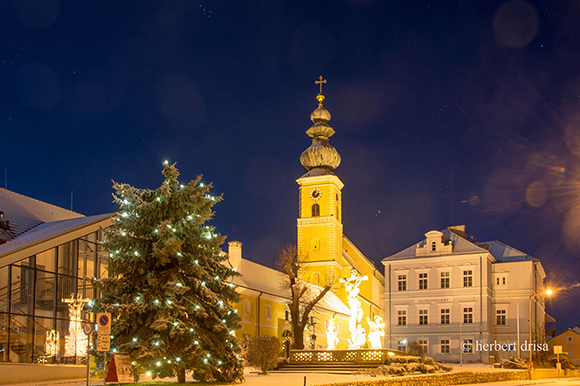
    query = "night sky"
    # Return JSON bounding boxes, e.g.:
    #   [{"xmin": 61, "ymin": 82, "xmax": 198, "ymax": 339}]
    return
[{"xmin": 2, "ymin": 0, "xmax": 580, "ymax": 331}]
